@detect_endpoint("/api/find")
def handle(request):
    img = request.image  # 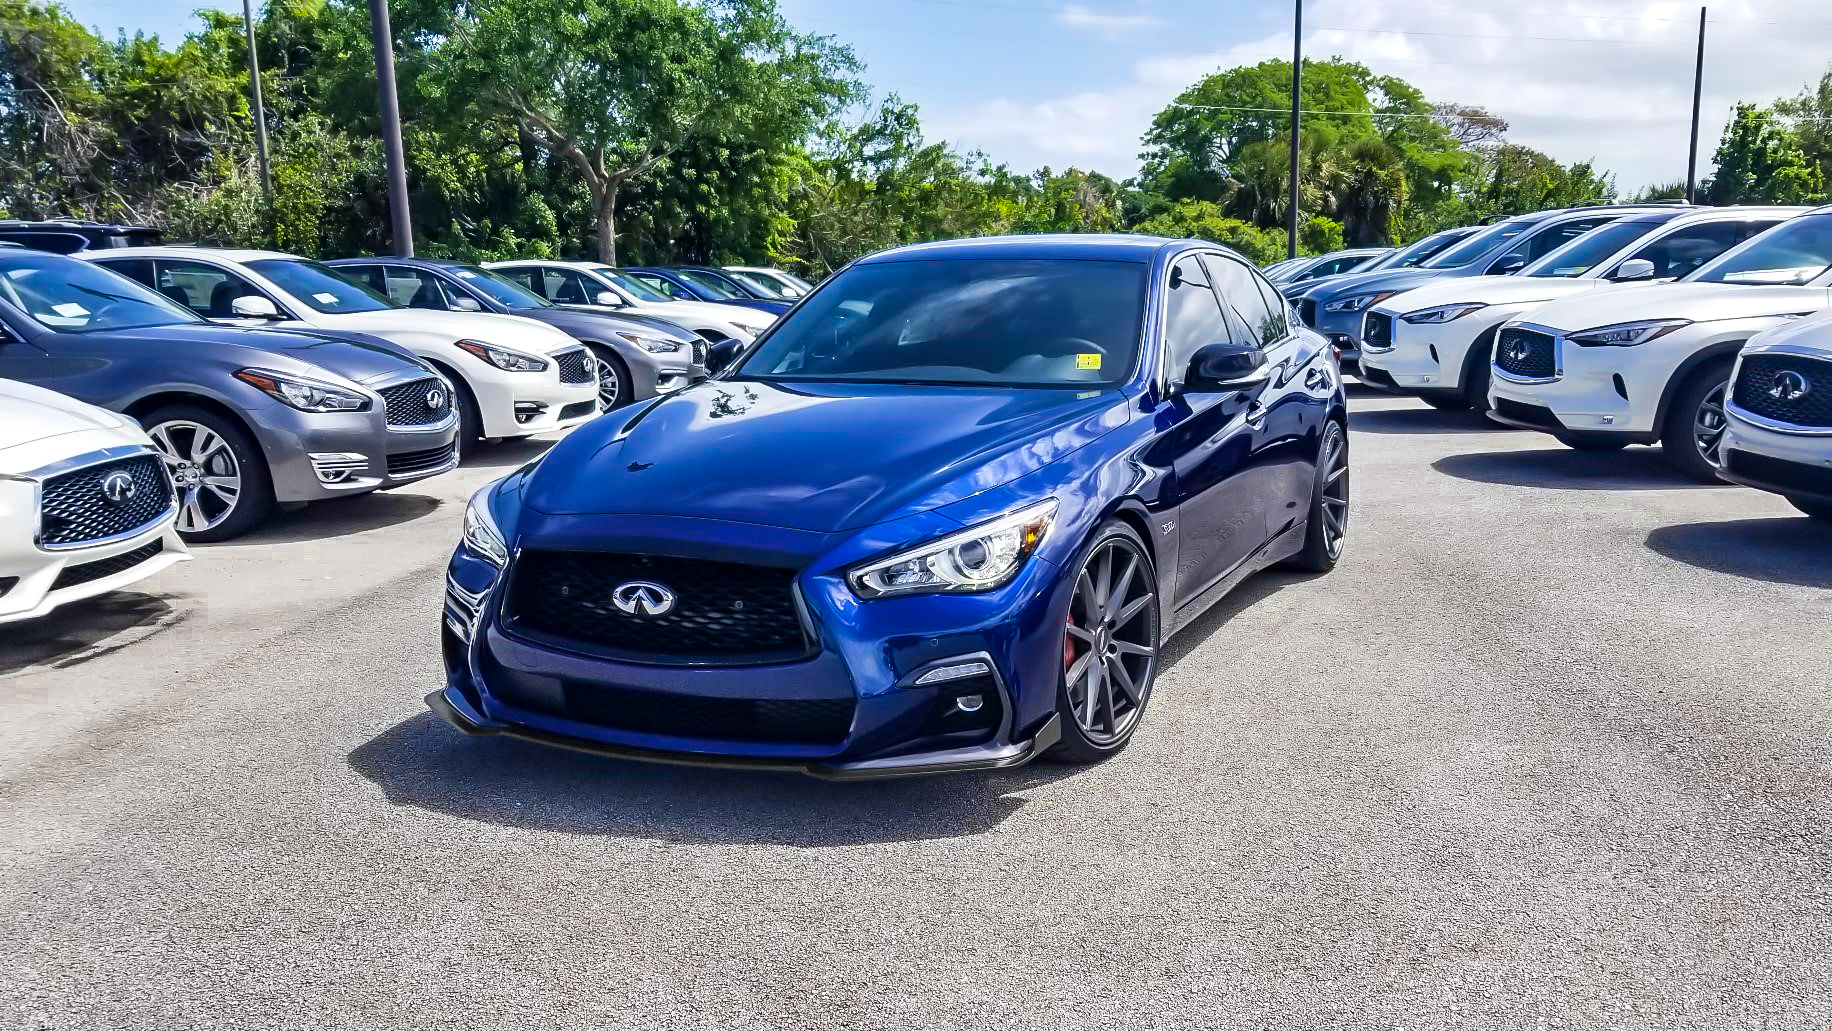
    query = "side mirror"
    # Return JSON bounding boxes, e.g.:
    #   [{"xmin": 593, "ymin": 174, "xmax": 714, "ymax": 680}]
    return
[
  {"xmin": 449, "ymin": 296, "xmax": 482, "ymax": 312},
  {"xmin": 1612, "ymin": 258, "xmax": 1656, "ymax": 282},
  {"xmin": 1491, "ymin": 256, "xmax": 1526, "ymax": 275},
  {"xmin": 1184, "ymin": 341, "xmax": 1271, "ymax": 393},
  {"xmin": 705, "ymin": 337, "xmax": 745, "ymax": 373},
  {"xmin": 230, "ymin": 295, "xmax": 283, "ymax": 319},
  {"xmin": 594, "ymin": 290, "xmax": 626, "ymax": 308}
]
